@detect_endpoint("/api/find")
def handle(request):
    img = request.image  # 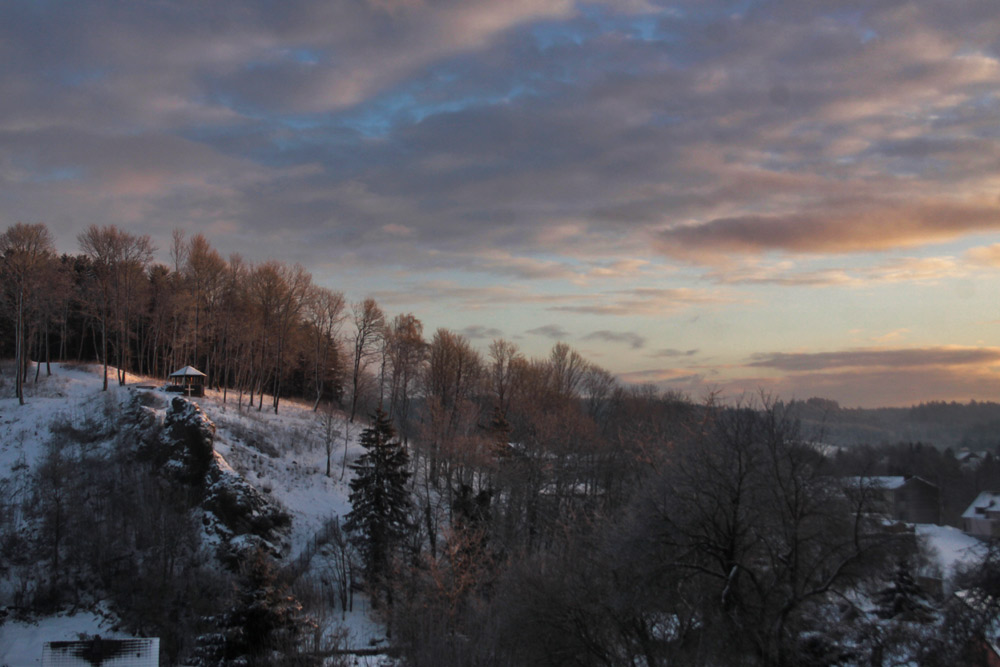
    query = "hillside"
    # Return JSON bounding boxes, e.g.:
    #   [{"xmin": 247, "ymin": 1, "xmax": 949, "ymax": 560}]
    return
[
  {"xmin": 1, "ymin": 364, "xmax": 997, "ymax": 665},
  {"xmin": 788, "ymin": 398, "xmax": 1000, "ymax": 450},
  {"xmin": 0, "ymin": 363, "xmax": 387, "ymax": 665}
]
